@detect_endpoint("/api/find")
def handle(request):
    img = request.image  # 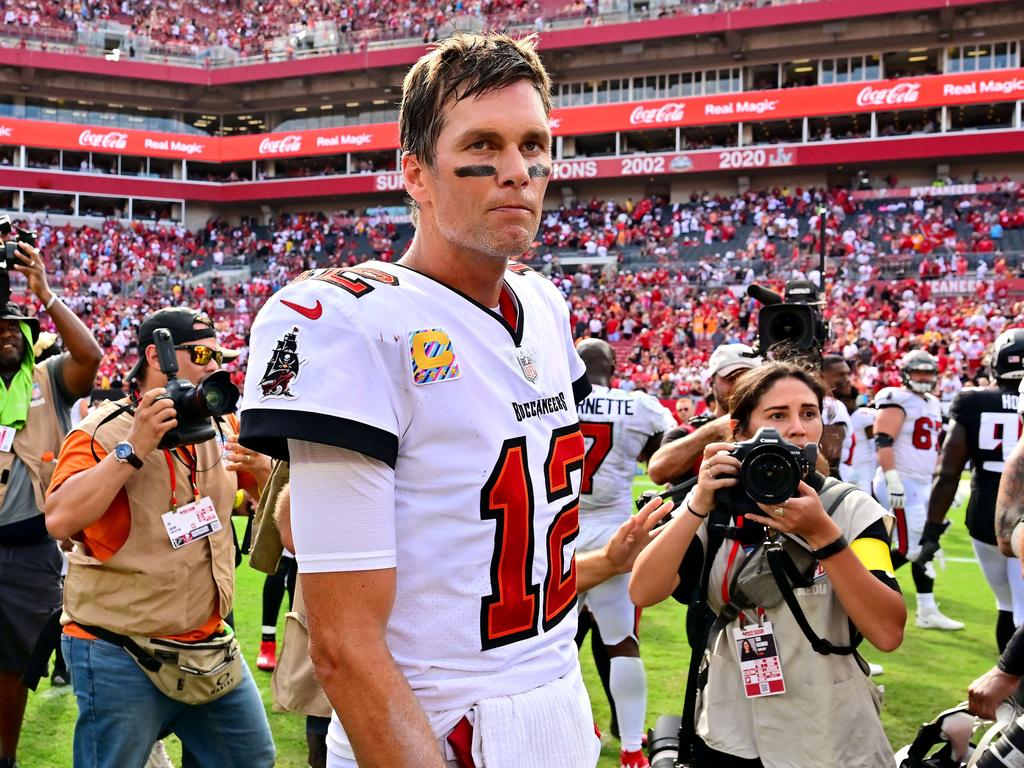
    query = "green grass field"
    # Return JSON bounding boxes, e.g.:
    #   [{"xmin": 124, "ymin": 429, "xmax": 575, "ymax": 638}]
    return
[{"xmin": 22, "ymin": 477, "xmax": 1001, "ymax": 767}]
